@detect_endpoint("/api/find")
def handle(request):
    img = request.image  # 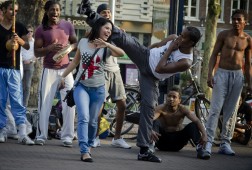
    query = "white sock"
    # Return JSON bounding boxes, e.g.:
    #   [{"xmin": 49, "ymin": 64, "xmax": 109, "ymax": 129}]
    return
[{"xmin": 17, "ymin": 124, "xmax": 27, "ymax": 138}]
